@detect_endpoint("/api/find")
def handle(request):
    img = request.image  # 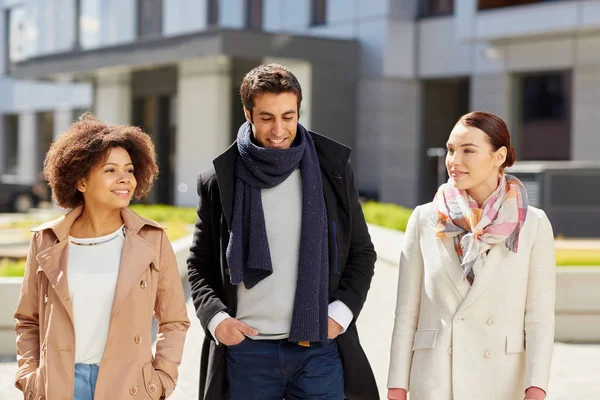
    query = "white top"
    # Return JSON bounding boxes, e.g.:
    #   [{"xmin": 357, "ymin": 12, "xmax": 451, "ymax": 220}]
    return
[
  {"xmin": 208, "ymin": 169, "xmax": 353, "ymax": 344},
  {"xmin": 68, "ymin": 225, "xmax": 125, "ymax": 365}
]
